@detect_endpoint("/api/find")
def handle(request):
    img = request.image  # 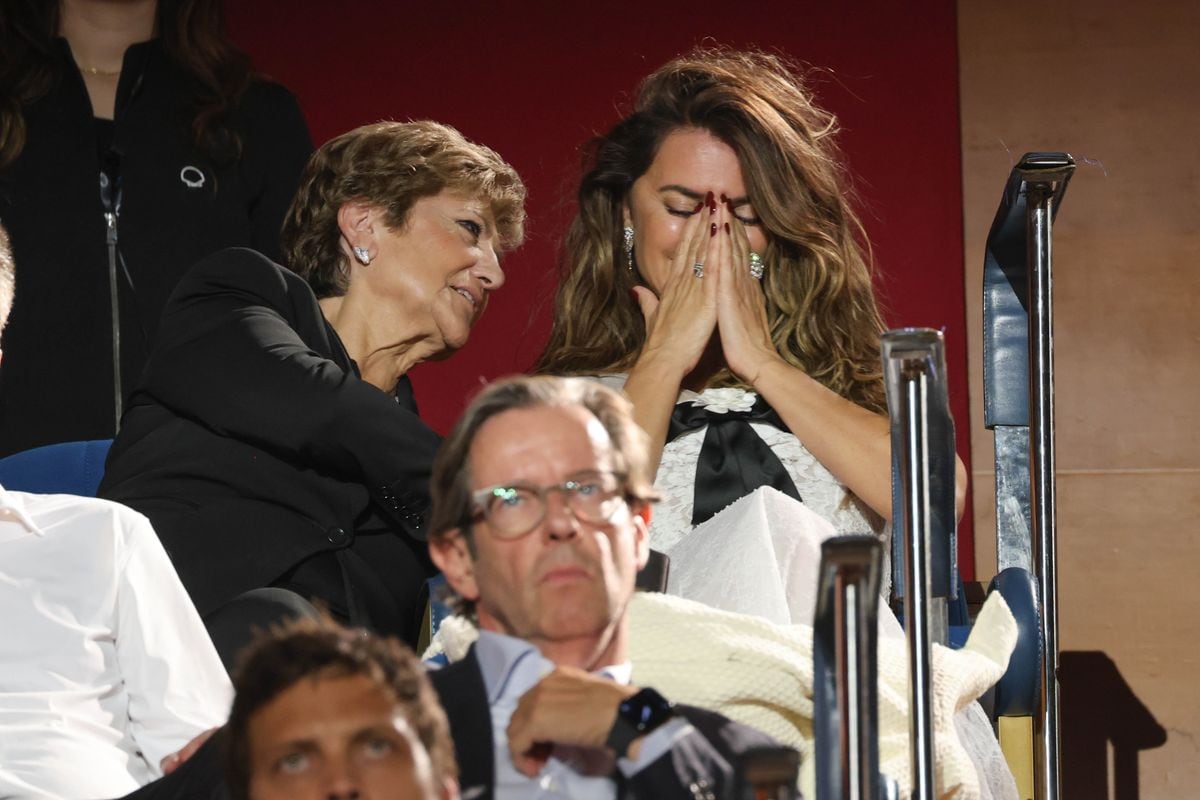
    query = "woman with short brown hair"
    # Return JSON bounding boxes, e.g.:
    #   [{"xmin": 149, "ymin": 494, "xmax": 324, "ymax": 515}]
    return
[{"xmin": 101, "ymin": 120, "xmax": 526, "ymax": 654}]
